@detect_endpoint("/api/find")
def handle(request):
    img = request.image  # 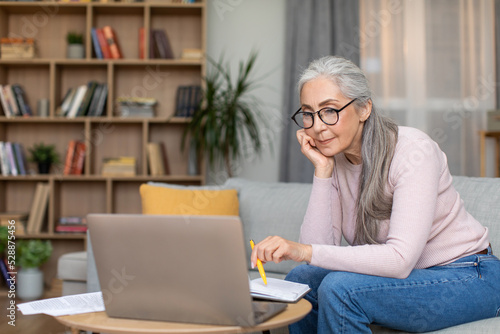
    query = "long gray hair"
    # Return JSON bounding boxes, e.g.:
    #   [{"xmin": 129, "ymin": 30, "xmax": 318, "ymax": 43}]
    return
[{"xmin": 298, "ymin": 56, "xmax": 398, "ymax": 245}]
